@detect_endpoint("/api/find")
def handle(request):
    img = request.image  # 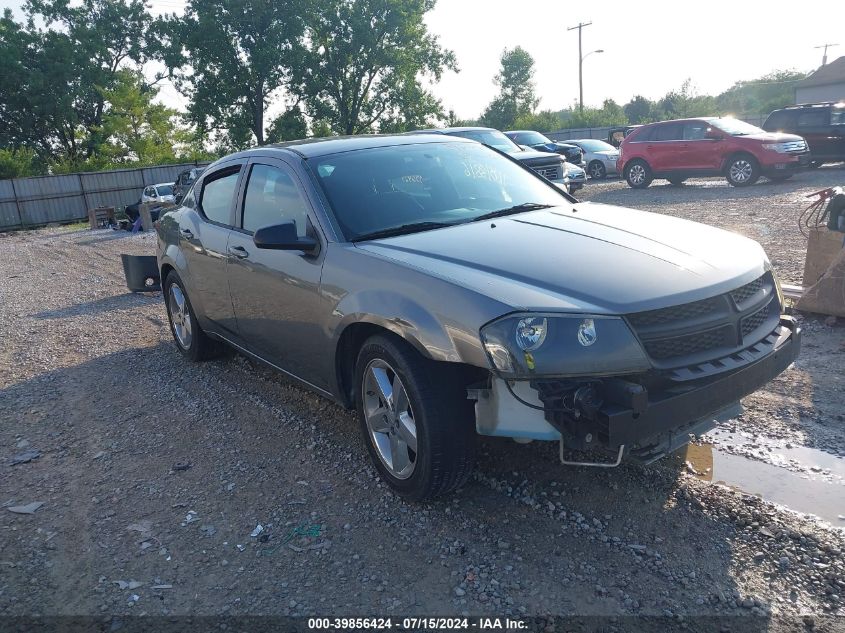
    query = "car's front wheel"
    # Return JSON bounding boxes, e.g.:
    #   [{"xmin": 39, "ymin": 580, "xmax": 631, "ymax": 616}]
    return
[
  {"xmin": 588, "ymin": 160, "xmax": 607, "ymax": 180},
  {"xmin": 725, "ymin": 154, "xmax": 760, "ymax": 187},
  {"xmin": 164, "ymin": 271, "xmax": 219, "ymax": 361},
  {"xmin": 354, "ymin": 334, "xmax": 476, "ymax": 501},
  {"xmin": 625, "ymin": 159, "xmax": 653, "ymax": 189}
]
